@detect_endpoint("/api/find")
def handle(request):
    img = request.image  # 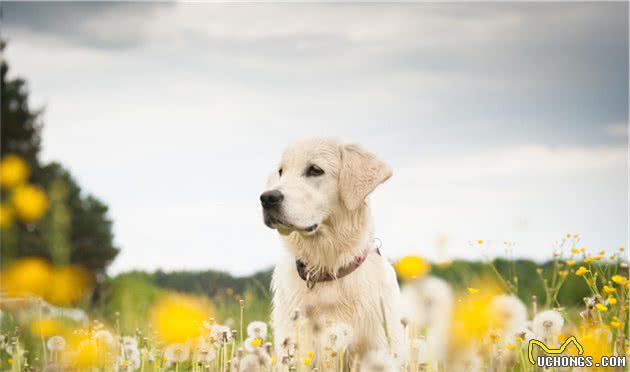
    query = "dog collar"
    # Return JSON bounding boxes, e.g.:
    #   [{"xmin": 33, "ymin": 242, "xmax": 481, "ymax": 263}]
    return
[{"xmin": 295, "ymin": 247, "xmax": 381, "ymax": 289}]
